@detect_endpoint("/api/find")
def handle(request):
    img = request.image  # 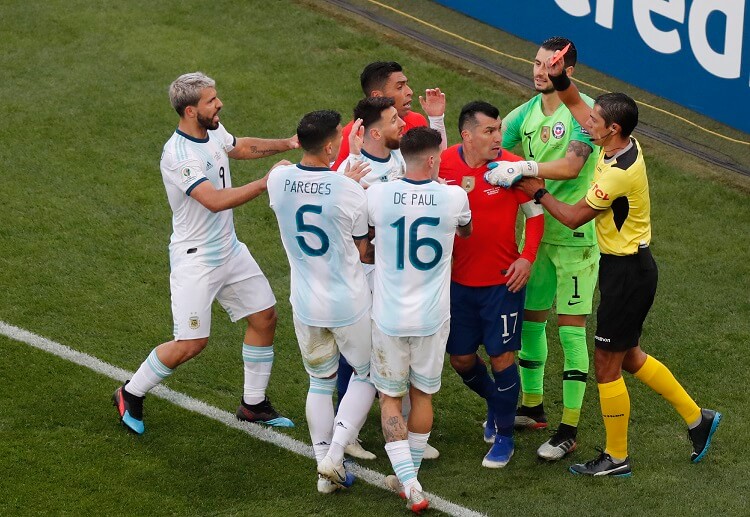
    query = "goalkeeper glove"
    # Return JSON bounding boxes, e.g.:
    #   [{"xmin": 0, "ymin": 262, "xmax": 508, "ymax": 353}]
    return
[{"xmin": 484, "ymin": 160, "xmax": 539, "ymax": 188}]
